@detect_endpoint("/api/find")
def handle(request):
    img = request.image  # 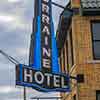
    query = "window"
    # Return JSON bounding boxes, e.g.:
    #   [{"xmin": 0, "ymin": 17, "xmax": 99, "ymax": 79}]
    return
[
  {"xmin": 63, "ymin": 49, "xmax": 65, "ymax": 68},
  {"xmin": 61, "ymin": 49, "xmax": 65, "ymax": 73},
  {"xmin": 66, "ymin": 41, "xmax": 69, "ymax": 72},
  {"xmin": 70, "ymin": 29, "xmax": 74, "ymax": 66},
  {"xmin": 60, "ymin": 50, "xmax": 64, "ymax": 73},
  {"xmin": 96, "ymin": 91, "xmax": 100, "ymax": 100},
  {"xmin": 91, "ymin": 21, "xmax": 100, "ymax": 59},
  {"xmin": 67, "ymin": 29, "xmax": 74, "ymax": 69},
  {"xmin": 63, "ymin": 48, "xmax": 66, "ymax": 73},
  {"xmin": 60, "ymin": 56, "xmax": 62, "ymax": 71}
]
